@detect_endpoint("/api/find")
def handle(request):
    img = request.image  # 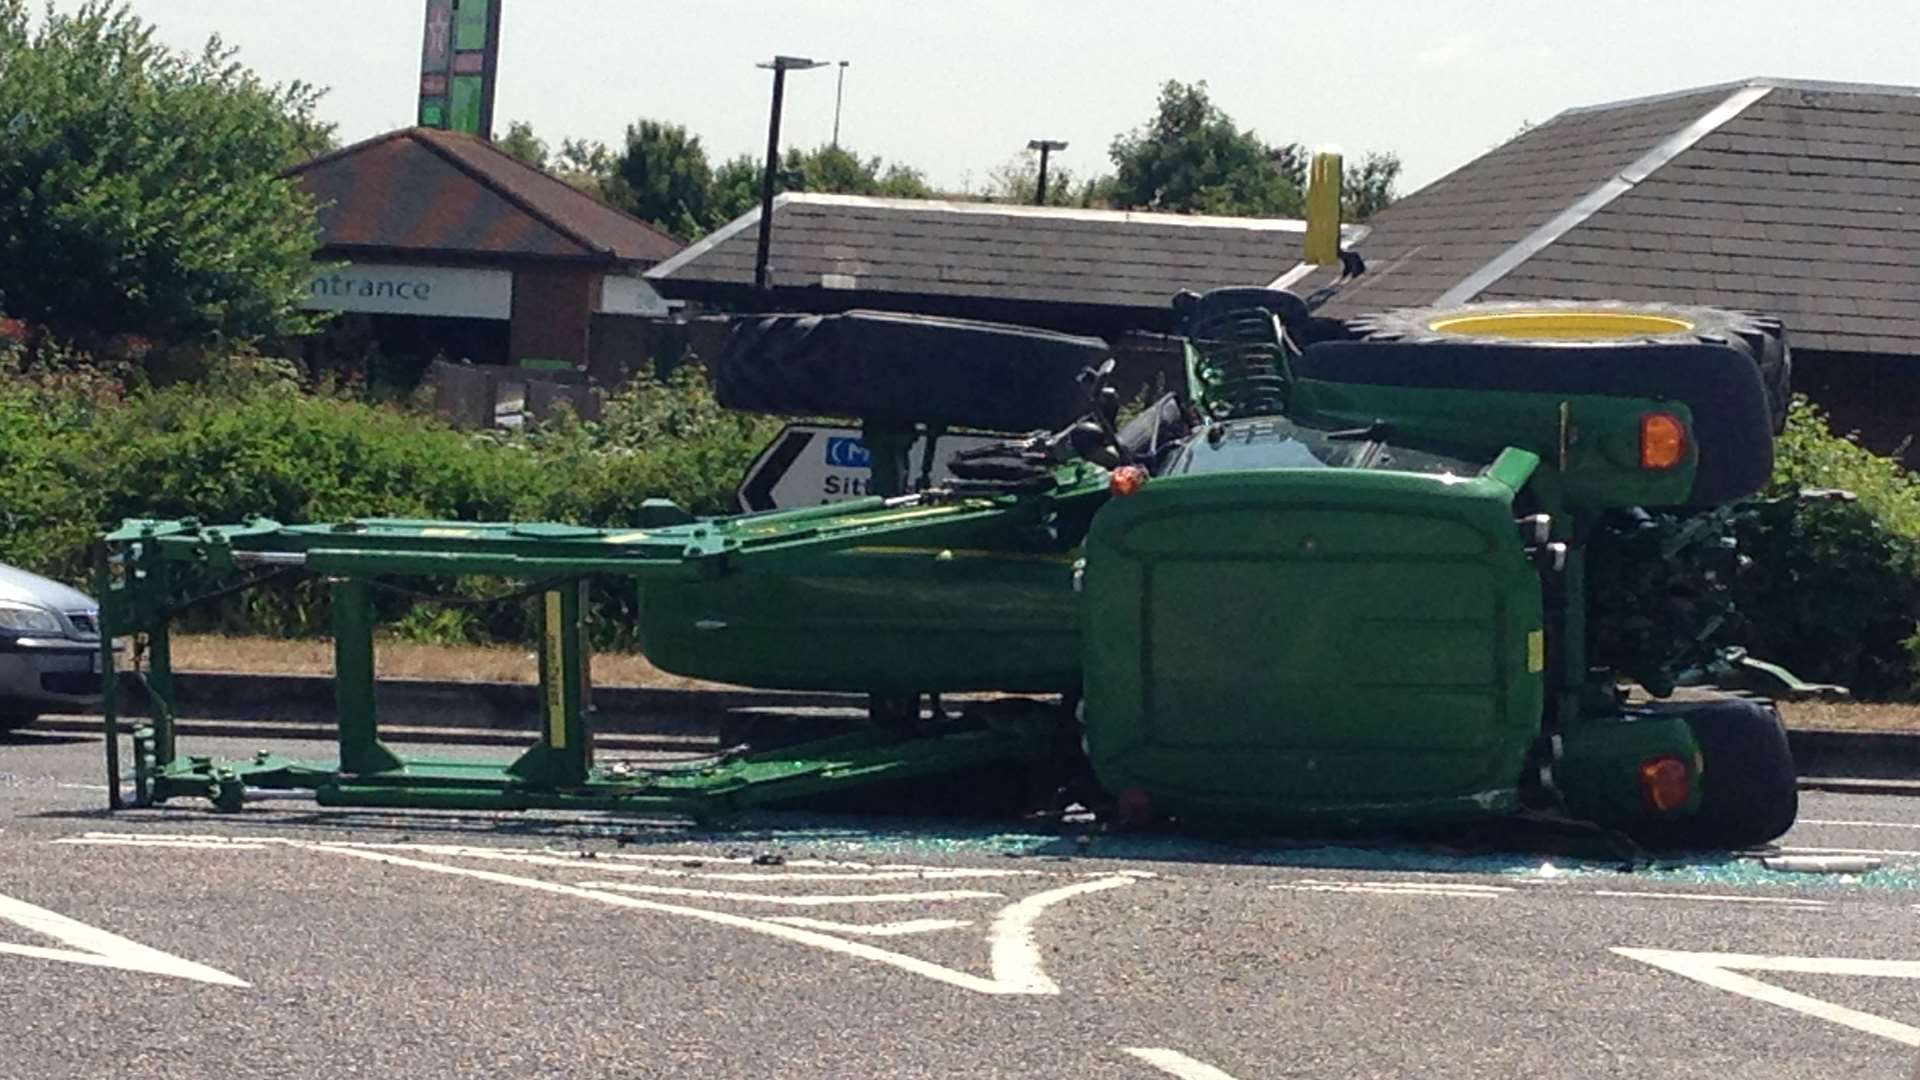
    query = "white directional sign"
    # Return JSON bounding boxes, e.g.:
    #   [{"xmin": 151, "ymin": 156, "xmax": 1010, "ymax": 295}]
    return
[
  {"xmin": 0, "ymin": 890, "xmax": 248, "ymax": 987},
  {"xmin": 736, "ymin": 424, "xmax": 1007, "ymax": 511}
]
